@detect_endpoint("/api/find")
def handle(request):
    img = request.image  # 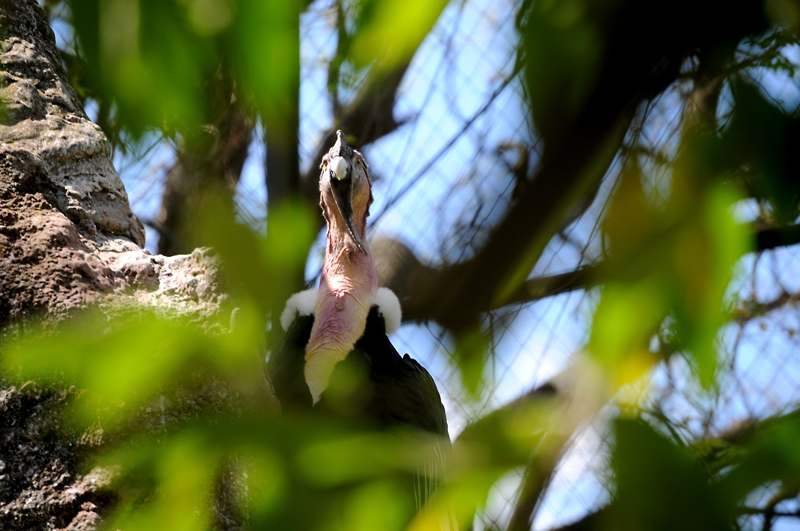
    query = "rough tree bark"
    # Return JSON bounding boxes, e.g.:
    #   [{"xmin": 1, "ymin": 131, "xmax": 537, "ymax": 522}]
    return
[
  {"xmin": 0, "ymin": 1, "xmax": 226, "ymax": 325},
  {"xmin": 0, "ymin": 2, "xmax": 236, "ymax": 529}
]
